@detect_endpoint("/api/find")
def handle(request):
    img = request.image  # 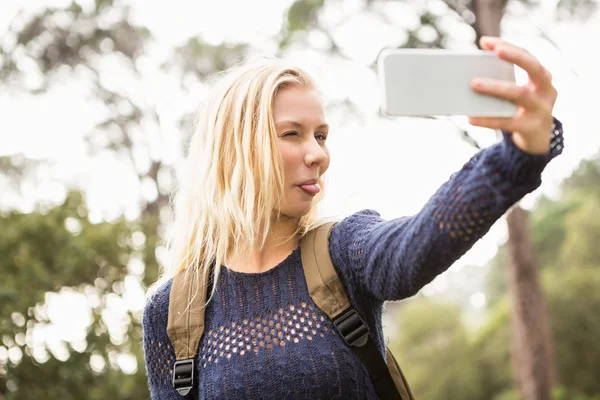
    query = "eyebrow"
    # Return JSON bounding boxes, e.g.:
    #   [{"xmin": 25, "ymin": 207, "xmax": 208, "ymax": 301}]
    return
[{"xmin": 276, "ymin": 121, "xmax": 329, "ymax": 131}]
